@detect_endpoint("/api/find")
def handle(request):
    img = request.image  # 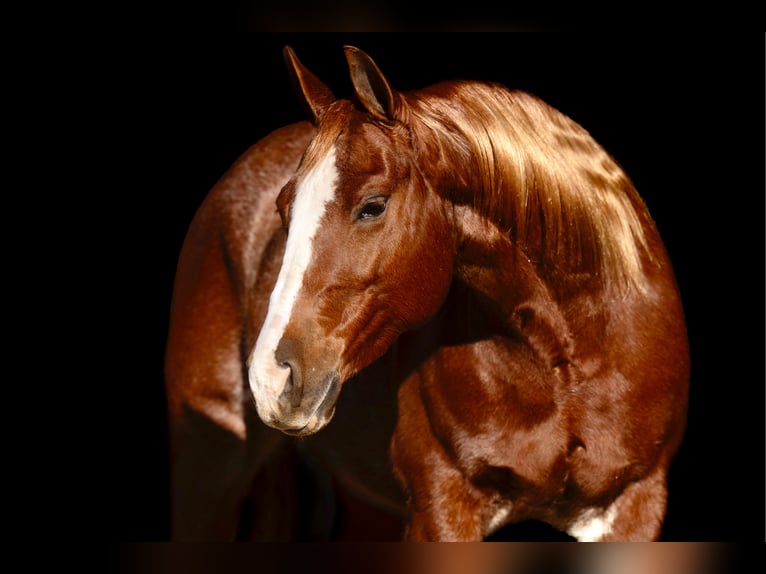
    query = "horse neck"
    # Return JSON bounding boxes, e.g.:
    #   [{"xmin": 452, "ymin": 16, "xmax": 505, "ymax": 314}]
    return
[
  {"xmin": 453, "ymin": 204, "xmax": 542, "ymax": 307},
  {"xmin": 407, "ymin": 101, "xmax": 600, "ymax": 361},
  {"xmin": 450, "ymin": 203, "xmax": 576, "ymax": 367}
]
